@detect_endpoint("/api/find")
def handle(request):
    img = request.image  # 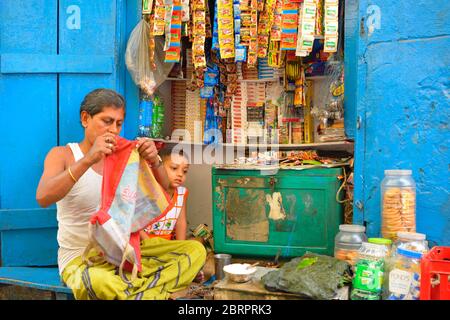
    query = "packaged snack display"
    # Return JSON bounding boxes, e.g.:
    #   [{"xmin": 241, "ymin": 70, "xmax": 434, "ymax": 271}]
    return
[
  {"xmin": 351, "ymin": 242, "xmax": 388, "ymax": 300},
  {"xmin": 130, "ymin": 0, "xmax": 346, "ymax": 148}
]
